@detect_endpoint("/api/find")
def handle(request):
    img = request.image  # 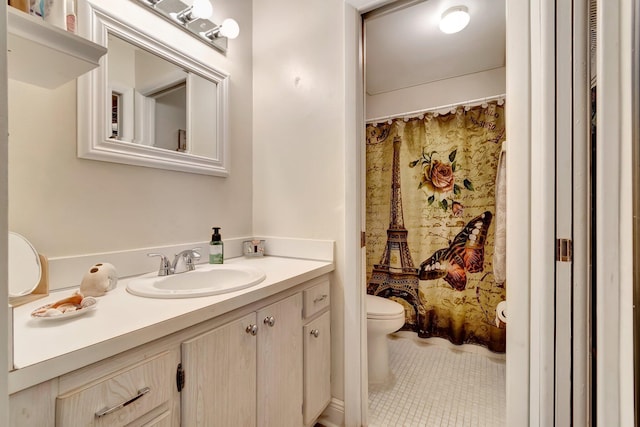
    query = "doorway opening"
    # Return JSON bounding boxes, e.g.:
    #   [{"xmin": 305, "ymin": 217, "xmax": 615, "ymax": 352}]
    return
[{"xmin": 362, "ymin": 1, "xmax": 506, "ymax": 425}]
